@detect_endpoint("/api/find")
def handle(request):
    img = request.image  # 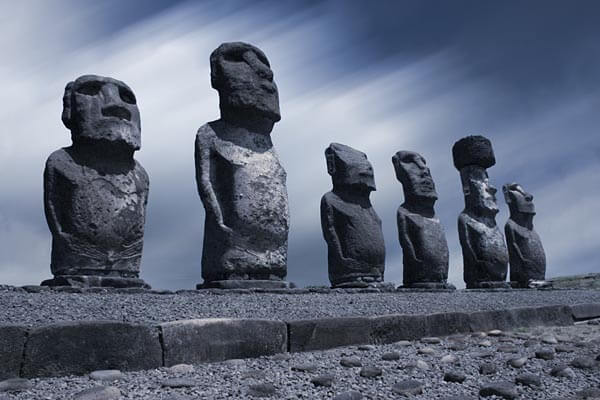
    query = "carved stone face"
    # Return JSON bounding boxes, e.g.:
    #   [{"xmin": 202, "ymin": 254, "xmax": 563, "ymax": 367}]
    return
[
  {"xmin": 468, "ymin": 177, "xmax": 499, "ymax": 214},
  {"xmin": 62, "ymin": 75, "xmax": 141, "ymax": 150},
  {"xmin": 326, "ymin": 143, "xmax": 376, "ymax": 192},
  {"xmin": 392, "ymin": 151, "xmax": 437, "ymax": 200},
  {"xmin": 210, "ymin": 42, "xmax": 280, "ymax": 123},
  {"xmin": 503, "ymin": 183, "xmax": 535, "ymax": 214}
]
